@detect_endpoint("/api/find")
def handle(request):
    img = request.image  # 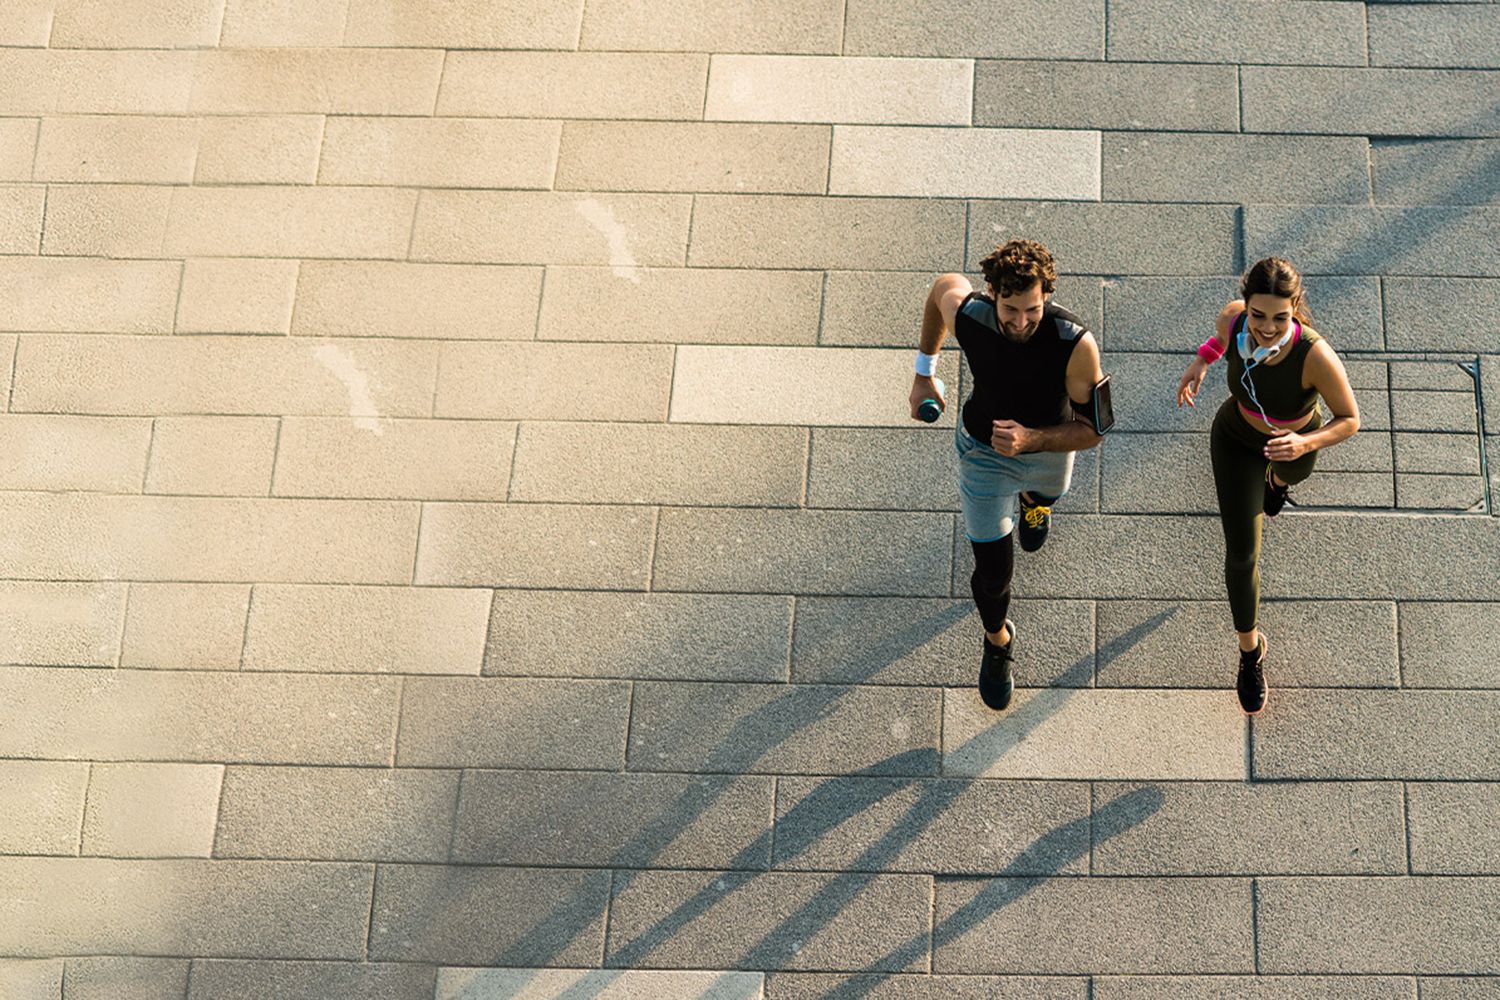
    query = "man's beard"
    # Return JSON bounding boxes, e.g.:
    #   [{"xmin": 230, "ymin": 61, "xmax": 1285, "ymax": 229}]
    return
[{"xmin": 1000, "ymin": 323, "xmax": 1036, "ymax": 343}]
